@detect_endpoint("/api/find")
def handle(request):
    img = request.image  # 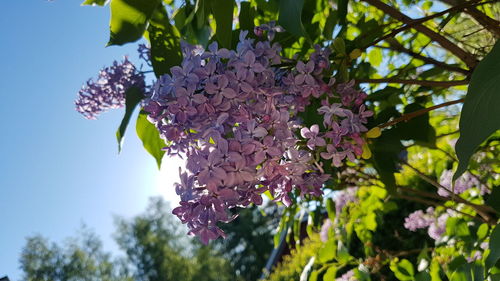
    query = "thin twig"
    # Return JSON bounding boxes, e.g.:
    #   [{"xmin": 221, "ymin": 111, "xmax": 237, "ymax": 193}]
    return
[
  {"xmin": 378, "ymin": 98, "xmax": 464, "ymax": 129},
  {"xmin": 375, "ymin": 40, "xmax": 470, "ymax": 75},
  {"xmin": 402, "ymin": 161, "xmax": 497, "ymax": 224},
  {"xmin": 362, "ymin": 0, "xmax": 479, "ymax": 68},
  {"xmin": 439, "ymin": 0, "xmax": 500, "ymax": 38},
  {"xmin": 397, "ymin": 193, "xmax": 483, "ymax": 222},
  {"xmin": 368, "ymin": 0, "xmax": 497, "ymax": 48},
  {"xmin": 357, "ymin": 78, "xmax": 468, "ymax": 87}
]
